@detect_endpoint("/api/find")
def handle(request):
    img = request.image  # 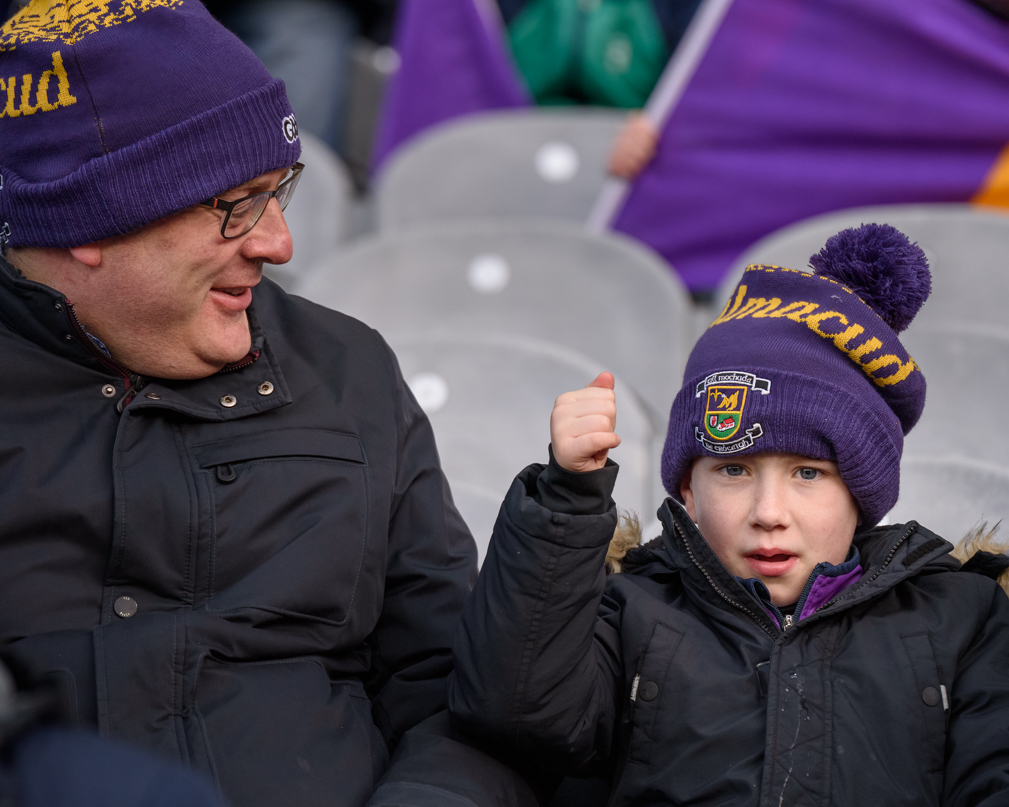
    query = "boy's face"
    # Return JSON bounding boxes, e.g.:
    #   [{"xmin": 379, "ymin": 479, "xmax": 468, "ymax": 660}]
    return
[{"xmin": 680, "ymin": 453, "xmax": 859, "ymax": 606}]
